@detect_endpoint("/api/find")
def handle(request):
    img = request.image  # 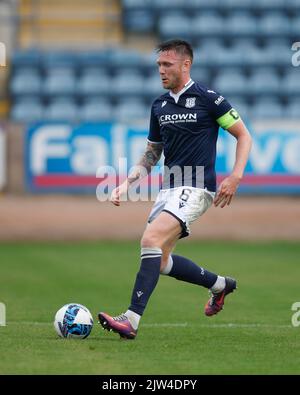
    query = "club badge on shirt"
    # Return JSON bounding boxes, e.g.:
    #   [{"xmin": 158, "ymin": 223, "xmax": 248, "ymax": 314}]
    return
[{"xmin": 185, "ymin": 97, "xmax": 196, "ymax": 108}]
